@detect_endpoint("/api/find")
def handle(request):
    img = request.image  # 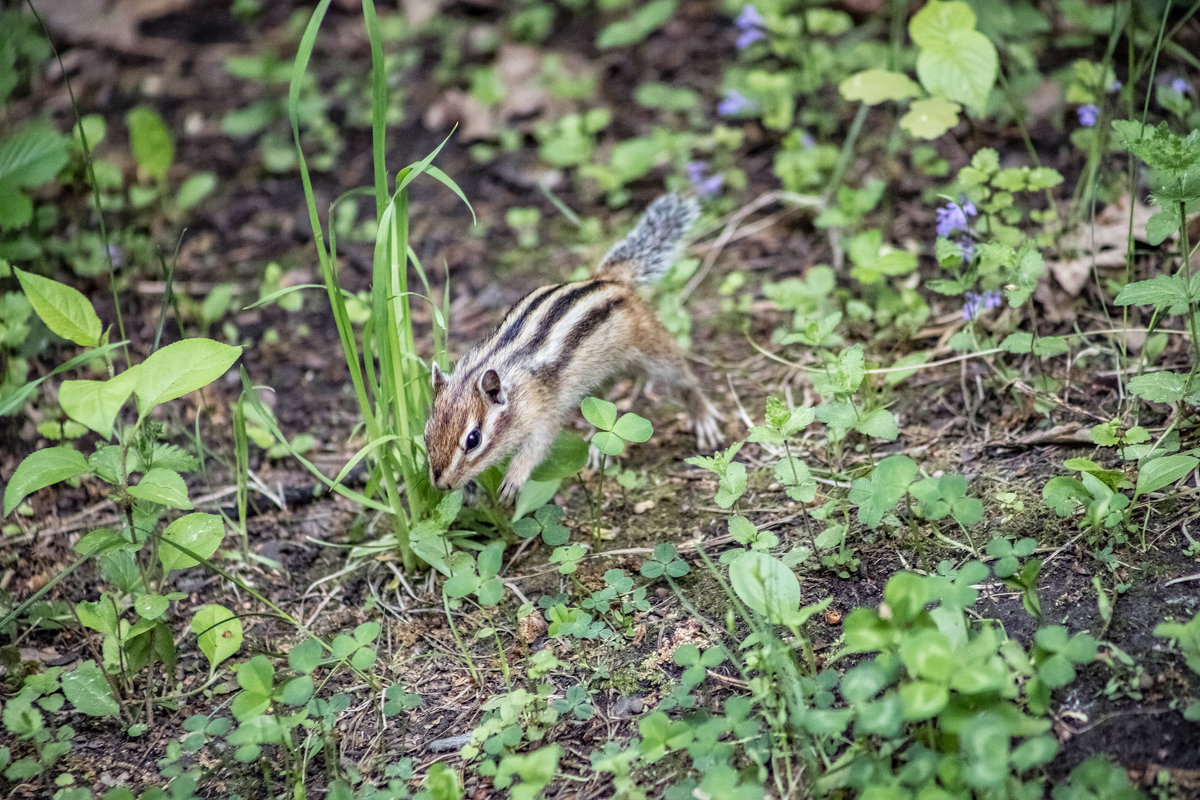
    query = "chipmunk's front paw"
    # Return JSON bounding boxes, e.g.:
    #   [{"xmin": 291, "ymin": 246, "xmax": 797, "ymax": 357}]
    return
[
  {"xmin": 498, "ymin": 477, "xmax": 523, "ymax": 505},
  {"xmin": 692, "ymin": 412, "xmax": 724, "ymax": 451}
]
